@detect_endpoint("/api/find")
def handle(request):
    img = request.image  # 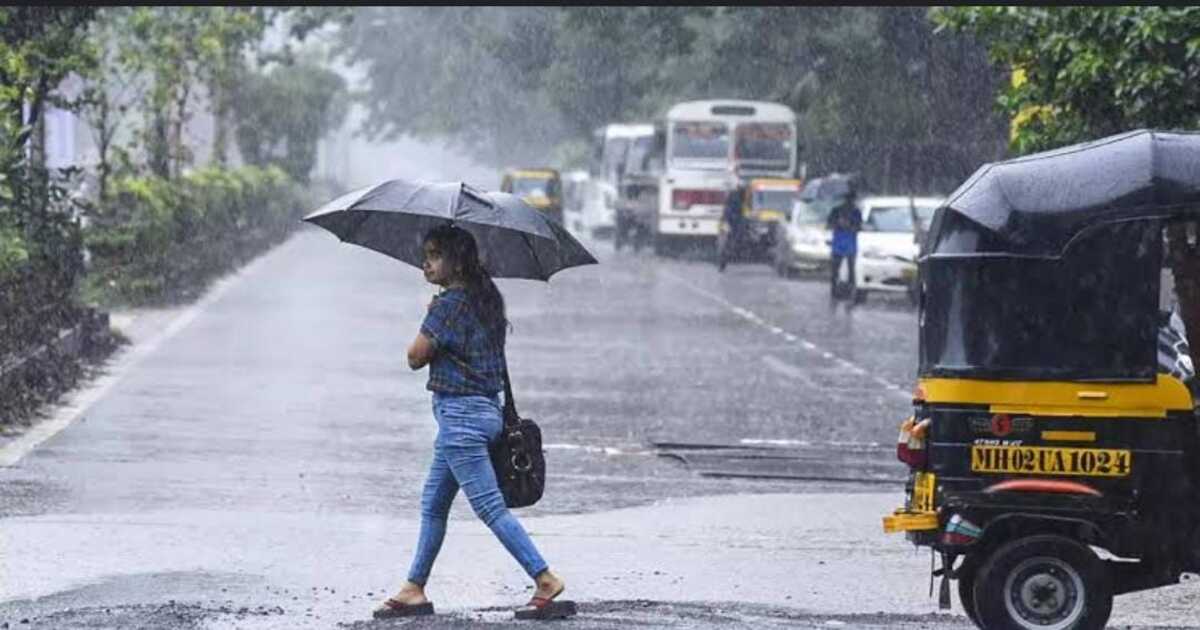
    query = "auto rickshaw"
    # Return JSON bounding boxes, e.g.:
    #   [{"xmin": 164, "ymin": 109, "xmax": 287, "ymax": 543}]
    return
[
  {"xmin": 883, "ymin": 129, "xmax": 1200, "ymax": 630},
  {"xmin": 716, "ymin": 177, "xmax": 803, "ymax": 268},
  {"xmin": 500, "ymin": 168, "xmax": 564, "ymax": 225}
]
